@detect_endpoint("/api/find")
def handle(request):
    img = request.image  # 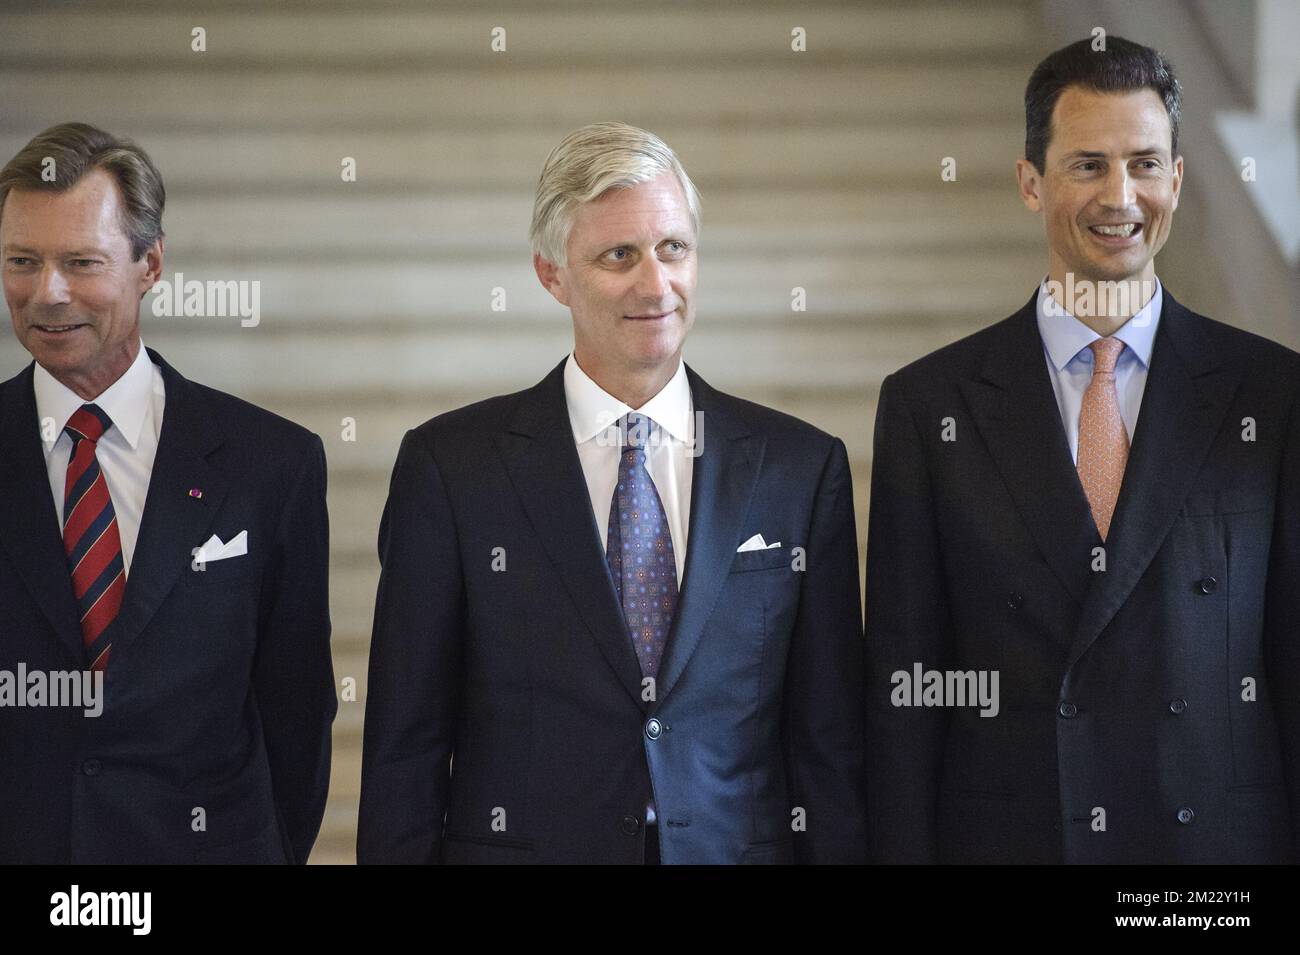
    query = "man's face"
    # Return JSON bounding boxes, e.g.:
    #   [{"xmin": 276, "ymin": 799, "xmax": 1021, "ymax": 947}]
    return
[
  {"xmin": 1017, "ymin": 86, "xmax": 1183, "ymax": 286},
  {"xmin": 2, "ymin": 167, "xmax": 161, "ymax": 395},
  {"xmin": 536, "ymin": 171, "xmax": 696, "ymax": 384}
]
